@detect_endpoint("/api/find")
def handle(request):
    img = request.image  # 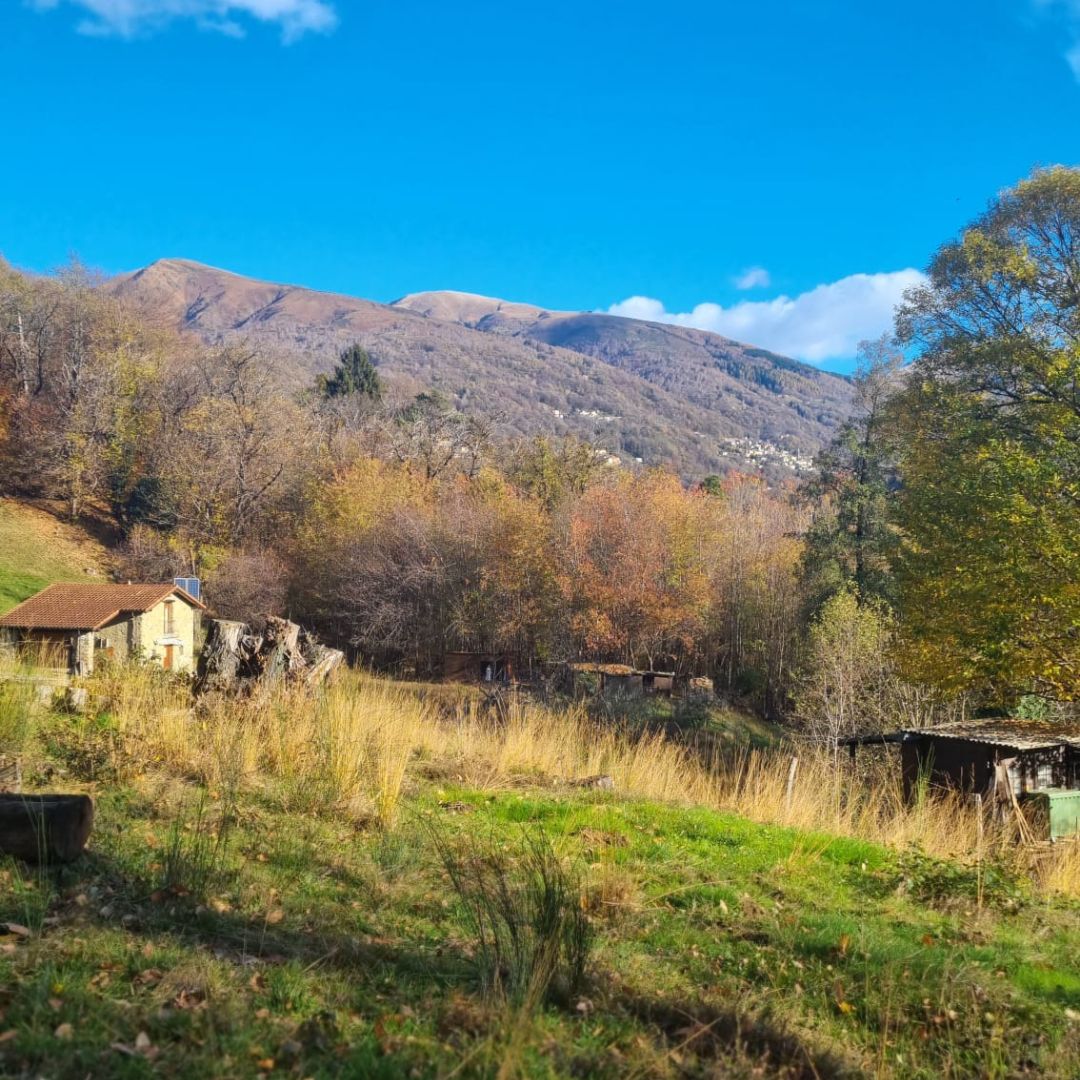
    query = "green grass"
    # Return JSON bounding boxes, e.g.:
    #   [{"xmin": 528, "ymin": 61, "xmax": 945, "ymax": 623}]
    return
[
  {"xmin": 1, "ymin": 766, "xmax": 1077, "ymax": 1078},
  {"xmin": 0, "ymin": 499, "xmax": 111, "ymax": 614}
]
